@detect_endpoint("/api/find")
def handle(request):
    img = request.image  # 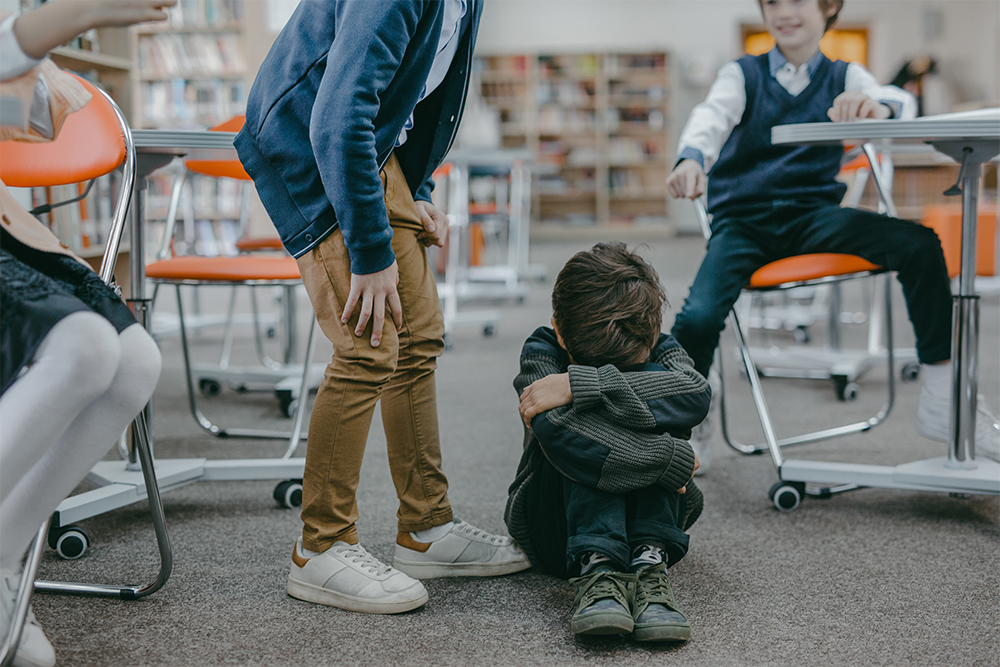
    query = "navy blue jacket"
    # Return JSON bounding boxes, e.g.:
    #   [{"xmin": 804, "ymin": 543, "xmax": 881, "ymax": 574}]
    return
[
  {"xmin": 707, "ymin": 53, "xmax": 849, "ymax": 220},
  {"xmin": 235, "ymin": 0, "xmax": 481, "ymax": 273}
]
